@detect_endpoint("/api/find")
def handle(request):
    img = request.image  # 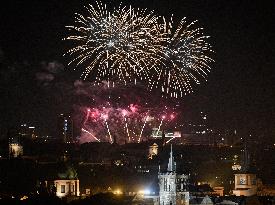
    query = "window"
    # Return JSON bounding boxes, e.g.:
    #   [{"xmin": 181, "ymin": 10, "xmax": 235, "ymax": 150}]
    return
[
  {"xmin": 164, "ymin": 179, "xmax": 167, "ymax": 191},
  {"xmin": 61, "ymin": 185, "xmax": 65, "ymax": 193},
  {"xmin": 239, "ymin": 177, "xmax": 247, "ymax": 185}
]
